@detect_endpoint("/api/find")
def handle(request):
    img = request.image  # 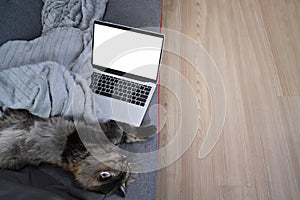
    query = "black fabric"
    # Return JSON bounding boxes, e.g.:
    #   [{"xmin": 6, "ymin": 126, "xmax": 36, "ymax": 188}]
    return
[
  {"xmin": 0, "ymin": 165, "xmax": 105, "ymax": 200},
  {"xmin": 0, "ymin": 0, "xmax": 43, "ymax": 46},
  {"xmin": 0, "ymin": 163, "xmax": 157, "ymax": 200}
]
